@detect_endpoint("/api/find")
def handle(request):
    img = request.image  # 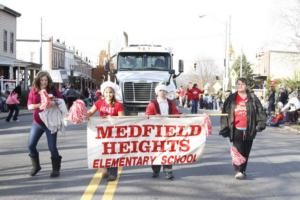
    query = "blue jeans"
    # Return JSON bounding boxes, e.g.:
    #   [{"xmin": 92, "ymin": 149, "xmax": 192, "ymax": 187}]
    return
[
  {"xmin": 191, "ymin": 99, "xmax": 199, "ymax": 114},
  {"xmin": 28, "ymin": 122, "xmax": 59, "ymax": 159}
]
